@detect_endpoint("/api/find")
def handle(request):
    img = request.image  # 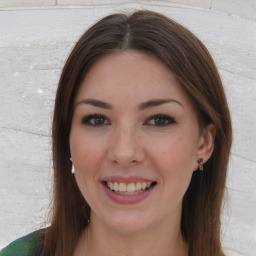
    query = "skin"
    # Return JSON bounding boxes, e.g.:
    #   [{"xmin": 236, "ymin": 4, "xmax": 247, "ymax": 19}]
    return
[{"xmin": 69, "ymin": 51, "xmax": 215, "ymax": 256}]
